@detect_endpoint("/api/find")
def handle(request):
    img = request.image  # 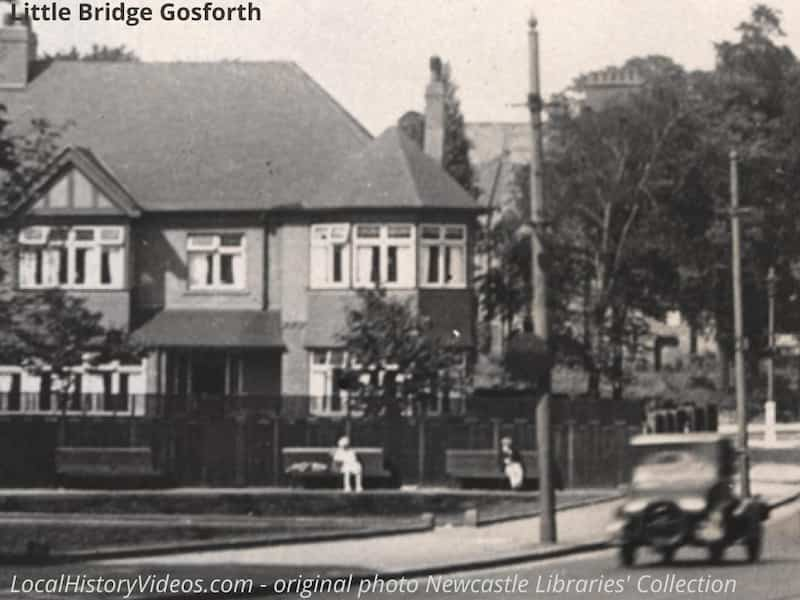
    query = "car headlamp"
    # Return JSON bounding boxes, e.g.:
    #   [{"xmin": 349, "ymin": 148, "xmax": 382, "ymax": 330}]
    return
[
  {"xmin": 623, "ymin": 498, "xmax": 648, "ymax": 514},
  {"xmin": 677, "ymin": 496, "xmax": 706, "ymax": 512}
]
